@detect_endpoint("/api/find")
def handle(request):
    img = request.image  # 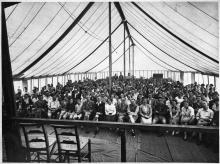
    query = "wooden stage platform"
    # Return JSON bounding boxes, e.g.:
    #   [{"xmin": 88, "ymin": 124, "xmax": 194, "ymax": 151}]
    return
[{"xmin": 42, "ymin": 126, "xmax": 219, "ymax": 162}]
